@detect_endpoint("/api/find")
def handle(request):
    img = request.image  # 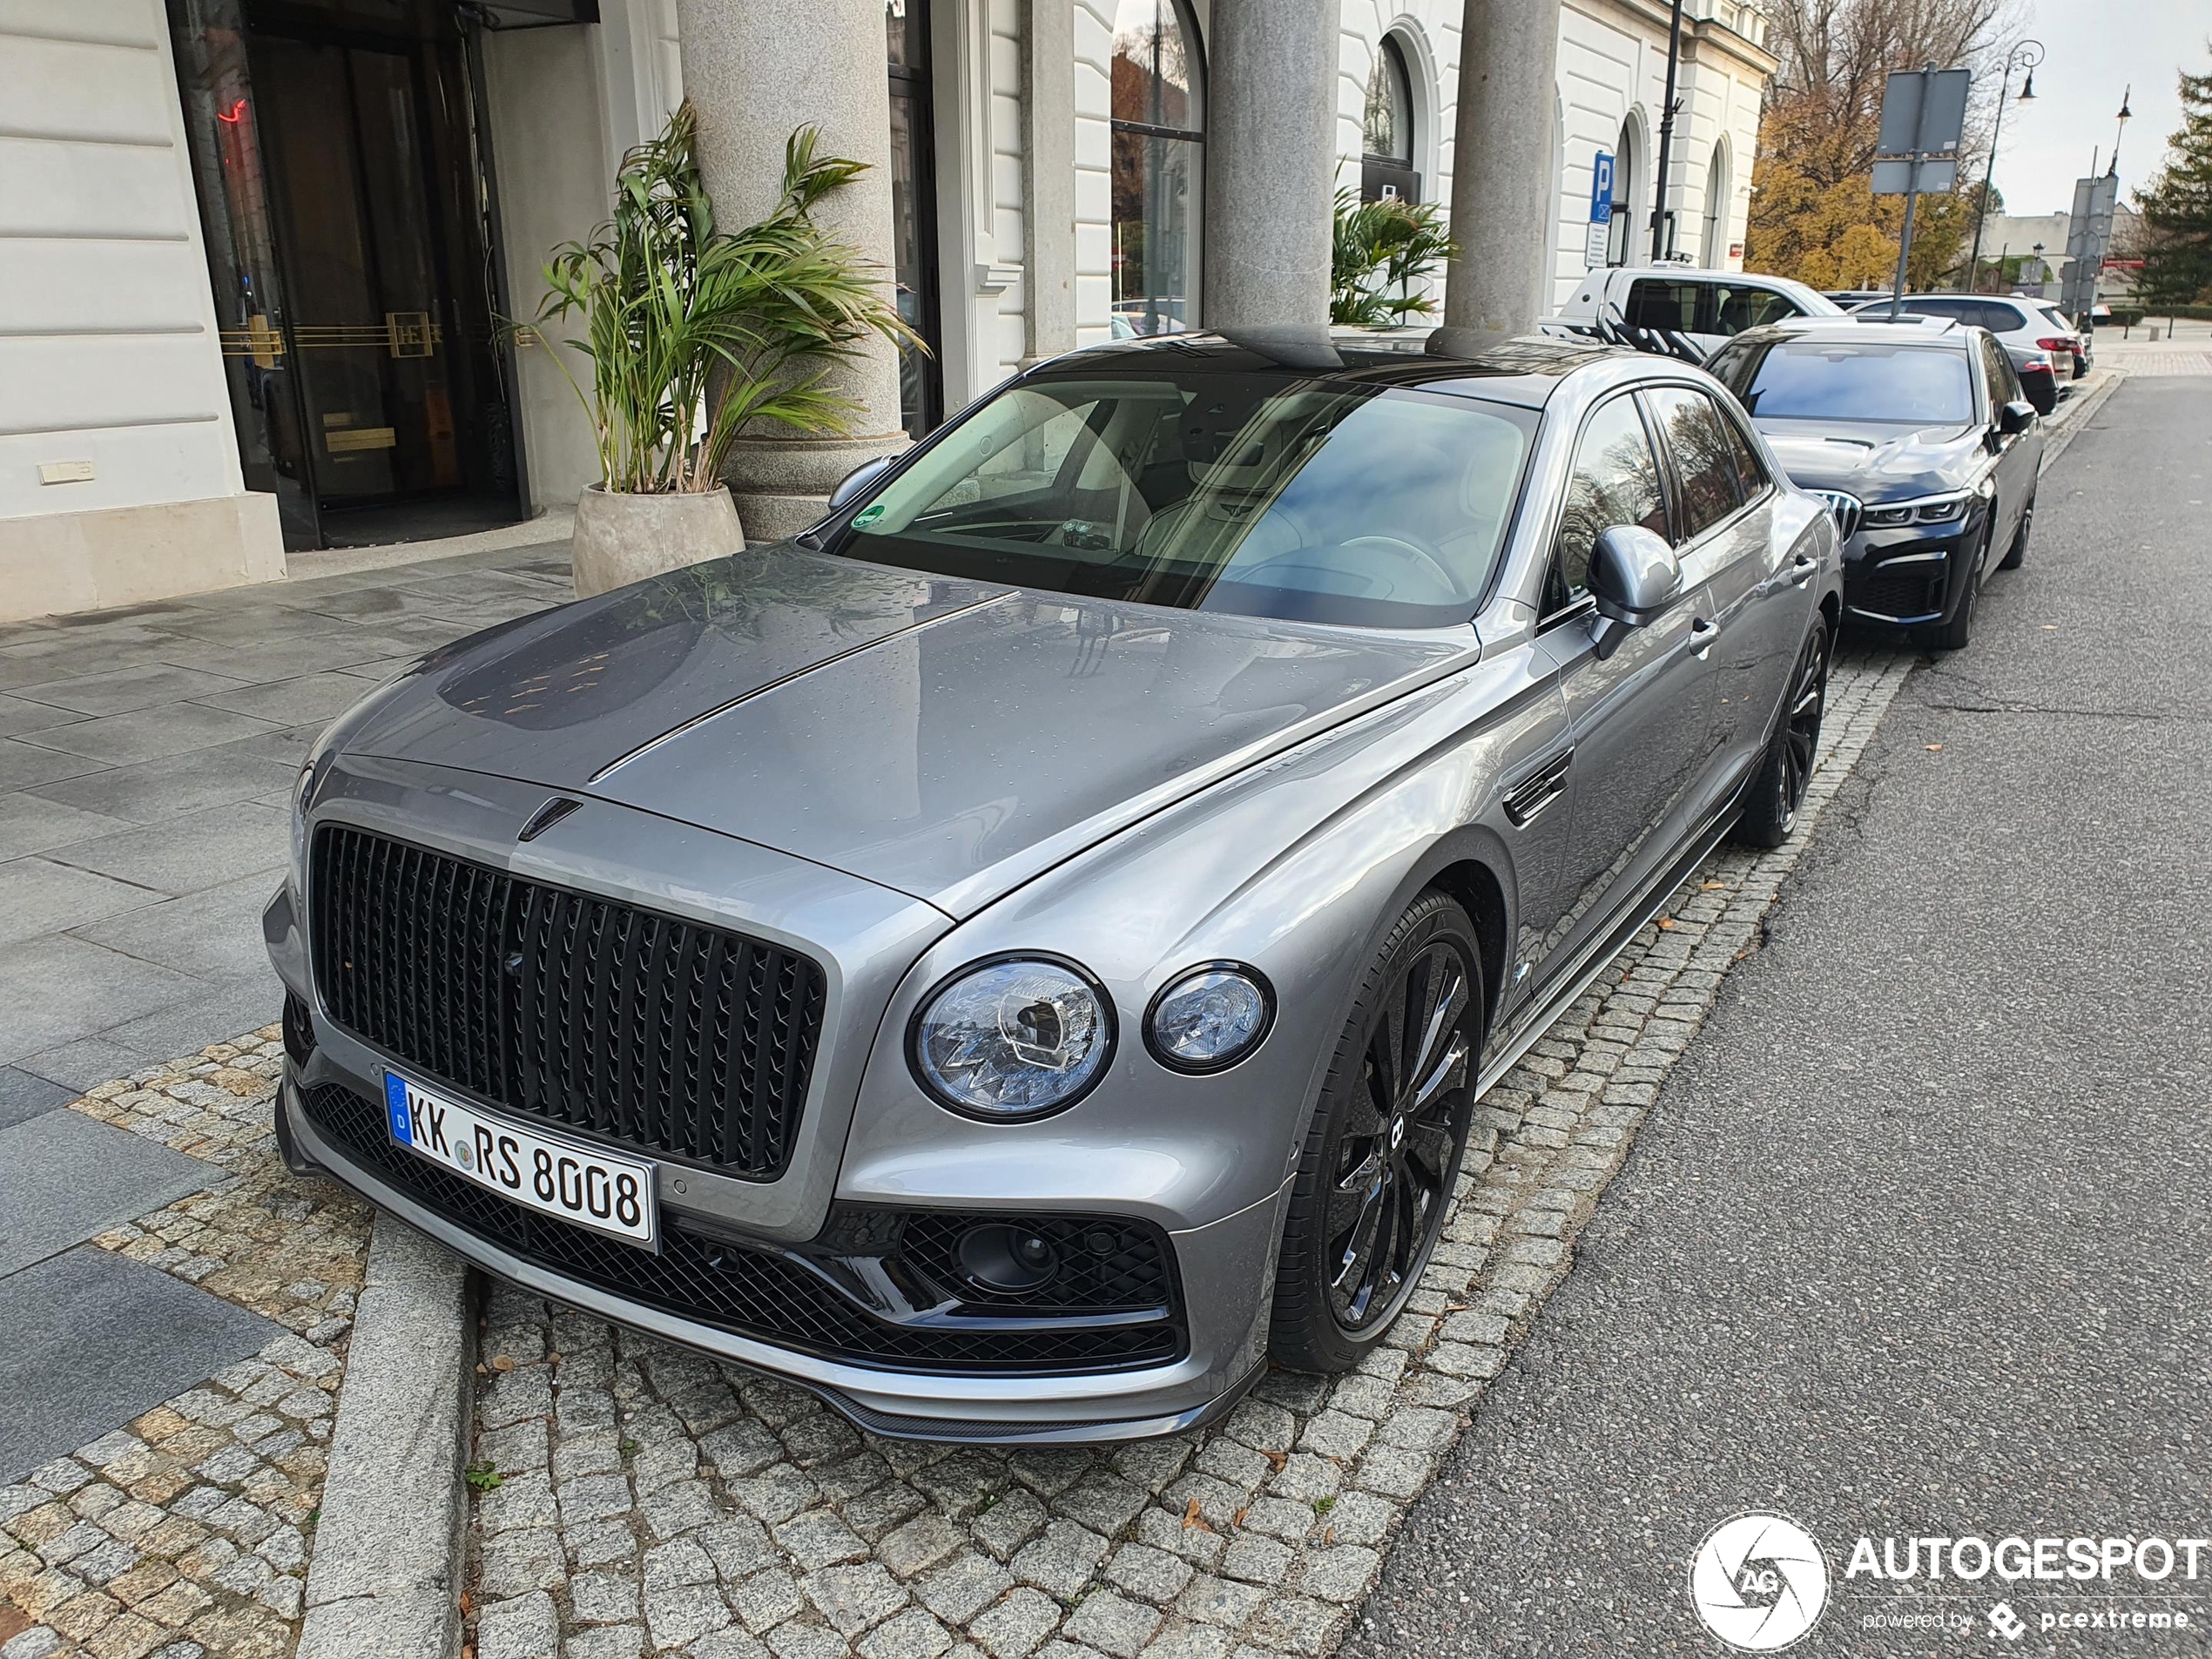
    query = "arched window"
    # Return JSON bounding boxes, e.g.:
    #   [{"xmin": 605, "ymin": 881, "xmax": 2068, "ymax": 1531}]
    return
[
  {"xmin": 1607, "ymin": 116, "xmax": 1639, "ymax": 266},
  {"xmin": 1110, "ymin": 0, "xmax": 1204, "ymax": 337},
  {"xmin": 1360, "ymin": 35, "xmax": 1420, "ymax": 202},
  {"xmin": 1701, "ymin": 142, "xmax": 1729, "ymax": 267}
]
